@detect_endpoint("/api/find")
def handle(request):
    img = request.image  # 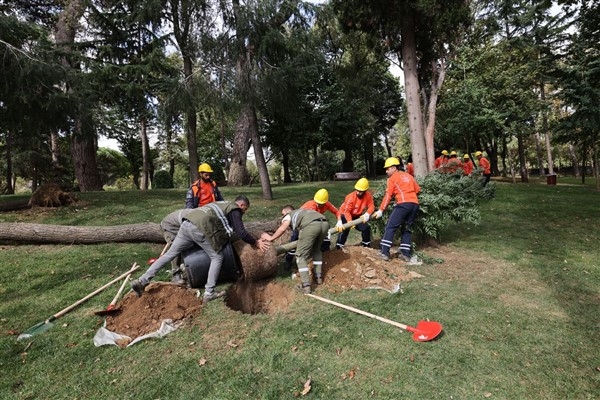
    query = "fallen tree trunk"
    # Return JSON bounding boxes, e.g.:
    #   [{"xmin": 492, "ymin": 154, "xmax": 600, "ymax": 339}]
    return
[{"xmin": 0, "ymin": 220, "xmax": 280, "ymax": 244}]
